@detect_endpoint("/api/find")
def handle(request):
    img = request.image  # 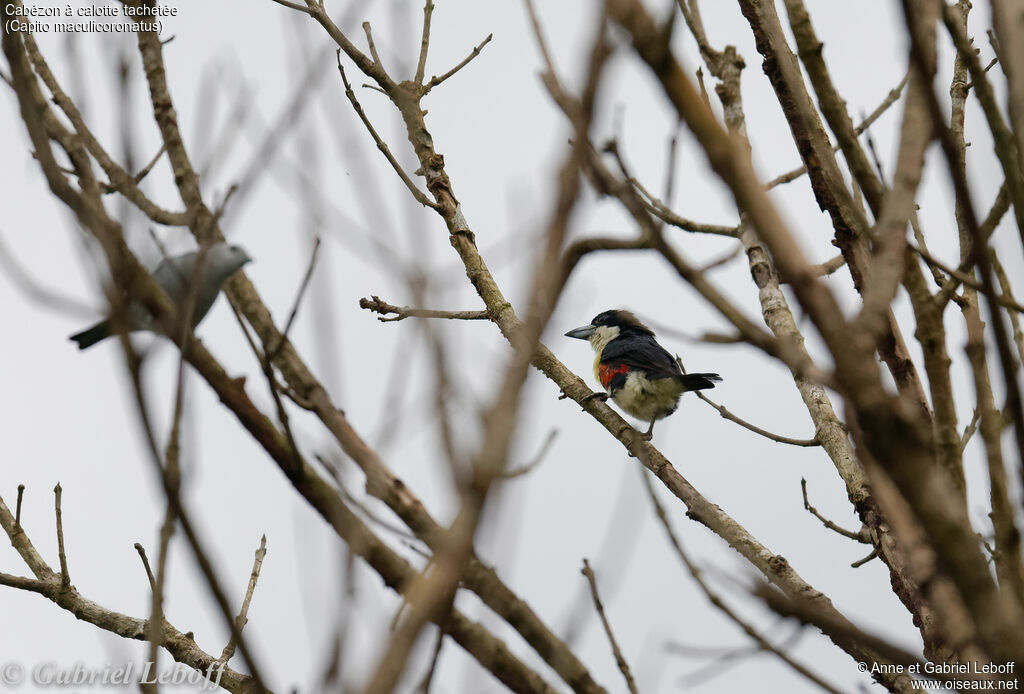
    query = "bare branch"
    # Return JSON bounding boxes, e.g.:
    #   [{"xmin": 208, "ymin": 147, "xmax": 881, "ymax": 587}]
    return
[
  {"xmin": 628, "ymin": 172, "xmax": 740, "ymax": 237},
  {"xmin": 941, "ymin": 2, "xmax": 1024, "ymax": 248},
  {"xmin": 116, "ymin": 143, "xmax": 166, "ymax": 189},
  {"xmin": 0, "ymin": 492, "xmax": 260, "ymax": 693},
  {"xmin": 15, "ymin": 484, "xmax": 24, "ymax": 530},
  {"xmin": 501, "ymin": 430, "xmax": 559, "ymax": 479},
  {"xmin": 220, "ymin": 535, "xmax": 268, "ymax": 664},
  {"xmin": 336, "ymin": 57, "xmax": 439, "ymax": 209},
  {"xmin": 764, "ymin": 71, "xmax": 910, "ymax": 189},
  {"xmin": 53, "ymin": 484, "xmax": 70, "ymax": 588},
  {"xmin": 269, "ymin": 236, "xmax": 321, "ymax": 361},
  {"xmin": 414, "ymin": 0, "xmax": 434, "ymax": 86},
  {"xmin": 640, "ymin": 472, "xmax": 848, "ymax": 694},
  {"xmin": 359, "ymin": 295, "xmax": 488, "ymax": 322},
  {"xmin": 850, "ymin": 547, "xmax": 880, "ymax": 569},
  {"xmin": 800, "ymin": 479, "xmax": 871, "ymax": 543},
  {"xmin": 422, "ymin": 34, "xmax": 493, "ymax": 95},
  {"xmin": 416, "ymin": 629, "xmax": 445, "ymax": 694},
  {"xmin": 133, "ymin": 542, "xmax": 158, "ymax": 592},
  {"xmin": 19, "ymin": 31, "xmax": 189, "ymax": 226},
  {"xmin": 991, "ymin": 249, "xmax": 1024, "ymax": 368},
  {"xmin": 696, "ymin": 391, "xmax": 818, "ymax": 447},
  {"xmin": 915, "ymin": 244, "xmax": 1024, "ymax": 315},
  {"xmin": 0, "ymin": 231, "xmax": 94, "ymax": 316},
  {"xmin": 581, "ymin": 559, "xmax": 639, "ymax": 694},
  {"xmin": 960, "ymin": 408, "xmax": 981, "ymax": 453},
  {"xmin": 269, "ymin": 0, "xmax": 315, "ymax": 15}
]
